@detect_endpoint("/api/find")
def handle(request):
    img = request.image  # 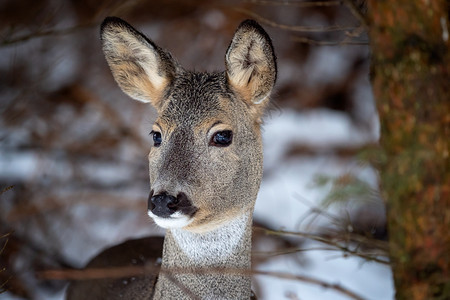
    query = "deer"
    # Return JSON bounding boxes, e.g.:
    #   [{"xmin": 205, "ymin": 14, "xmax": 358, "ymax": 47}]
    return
[{"xmin": 66, "ymin": 16, "xmax": 276, "ymax": 300}]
